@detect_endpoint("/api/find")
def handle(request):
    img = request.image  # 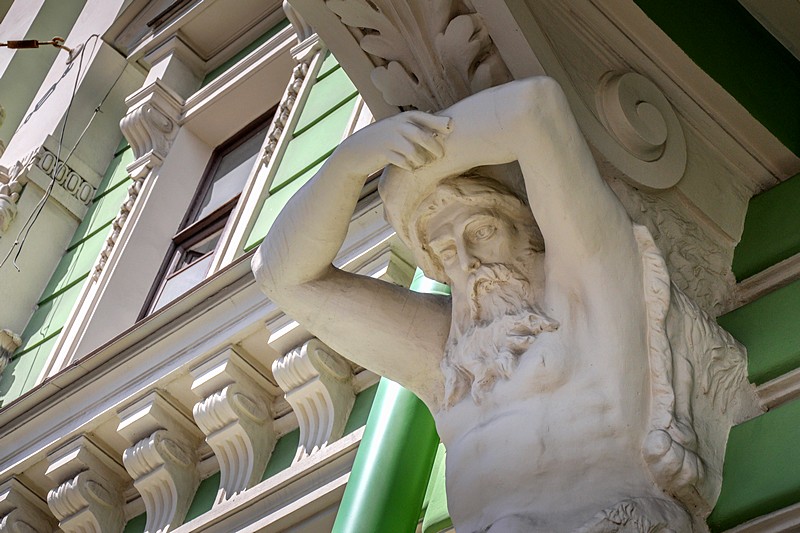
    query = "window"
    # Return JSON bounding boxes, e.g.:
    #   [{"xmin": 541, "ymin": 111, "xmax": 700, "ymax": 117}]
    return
[{"xmin": 144, "ymin": 113, "xmax": 271, "ymax": 314}]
